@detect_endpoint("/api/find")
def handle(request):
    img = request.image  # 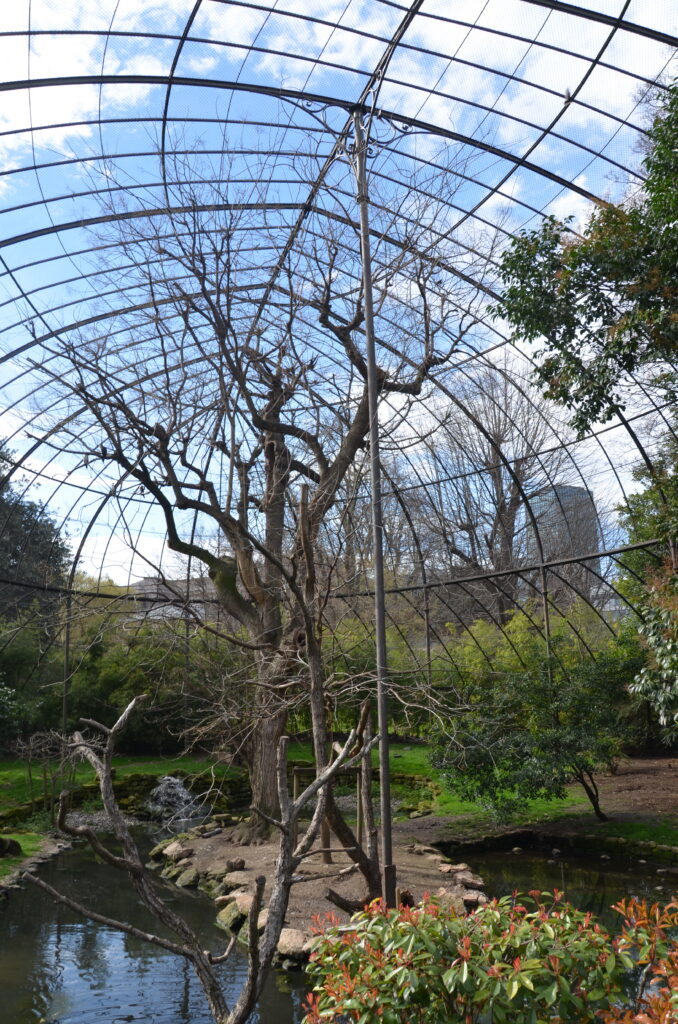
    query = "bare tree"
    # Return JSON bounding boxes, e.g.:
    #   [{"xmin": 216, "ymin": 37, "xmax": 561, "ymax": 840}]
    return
[
  {"xmin": 419, "ymin": 356, "xmax": 574, "ymax": 624},
  {"xmin": 17, "ymin": 124, "xmax": 500, "ymax": 1024},
  {"xmin": 37, "ymin": 139, "xmax": 488, "ymax": 862}
]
